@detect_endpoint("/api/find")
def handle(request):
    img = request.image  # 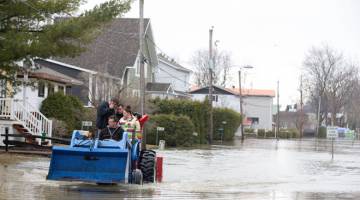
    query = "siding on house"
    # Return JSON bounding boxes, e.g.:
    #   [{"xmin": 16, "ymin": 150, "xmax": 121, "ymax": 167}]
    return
[
  {"xmin": 155, "ymin": 54, "xmax": 191, "ymax": 92},
  {"xmin": 190, "ymin": 86, "xmax": 275, "ymax": 130}
]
